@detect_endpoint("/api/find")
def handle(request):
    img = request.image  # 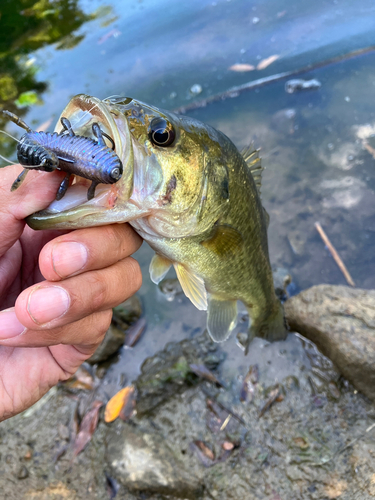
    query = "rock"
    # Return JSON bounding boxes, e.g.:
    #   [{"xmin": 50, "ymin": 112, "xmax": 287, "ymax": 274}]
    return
[
  {"xmin": 87, "ymin": 324, "xmax": 127, "ymax": 364},
  {"xmin": 158, "ymin": 278, "xmax": 183, "ymax": 302},
  {"xmin": 272, "ymin": 267, "xmax": 292, "ymax": 301},
  {"xmin": 88, "ymin": 296, "xmax": 142, "ymax": 364},
  {"xmin": 17, "ymin": 465, "xmax": 29, "ymax": 479},
  {"xmin": 135, "ymin": 332, "xmax": 220, "ymax": 415},
  {"xmin": 285, "ymin": 285, "xmax": 375, "ymax": 400},
  {"xmin": 106, "ymin": 423, "xmax": 203, "ymax": 499},
  {"xmin": 112, "ymin": 295, "xmax": 142, "ymax": 328},
  {"xmin": 285, "ymin": 78, "xmax": 321, "ymax": 93}
]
